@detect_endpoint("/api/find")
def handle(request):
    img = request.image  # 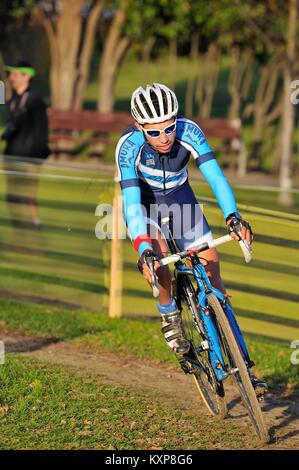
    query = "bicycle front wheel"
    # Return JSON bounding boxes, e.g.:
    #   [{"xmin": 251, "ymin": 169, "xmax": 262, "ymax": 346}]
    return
[
  {"xmin": 208, "ymin": 295, "xmax": 269, "ymax": 443},
  {"xmin": 178, "ymin": 277, "xmax": 227, "ymax": 419}
]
